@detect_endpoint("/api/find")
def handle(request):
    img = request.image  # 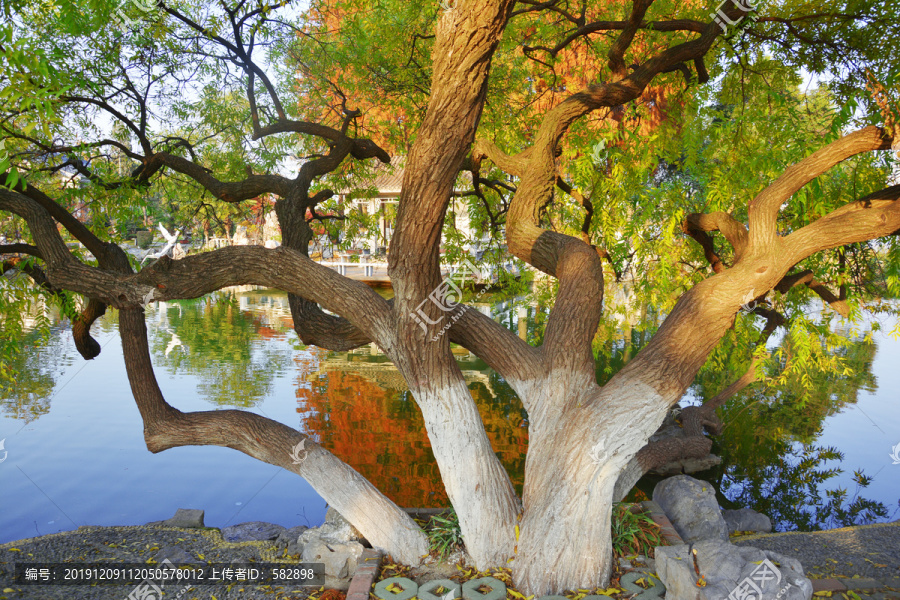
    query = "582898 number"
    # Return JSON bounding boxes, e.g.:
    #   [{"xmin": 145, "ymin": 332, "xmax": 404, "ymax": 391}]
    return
[{"xmin": 271, "ymin": 567, "xmax": 316, "ymax": 581}]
